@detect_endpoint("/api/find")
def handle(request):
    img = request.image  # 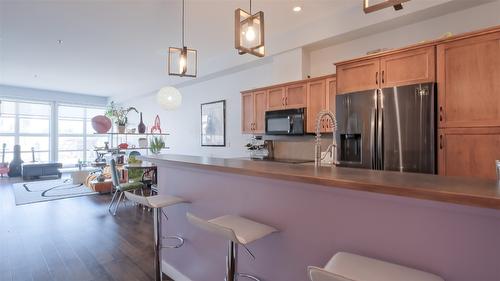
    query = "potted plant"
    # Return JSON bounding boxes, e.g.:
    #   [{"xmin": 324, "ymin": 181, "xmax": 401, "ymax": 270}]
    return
[
  {"xmin": 105, "ymin": 101, "xmax": 138, "ymax": 133},
  {"xmin": 150, "ymin": 136, "xmax": 165, "ymax": 155}
]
